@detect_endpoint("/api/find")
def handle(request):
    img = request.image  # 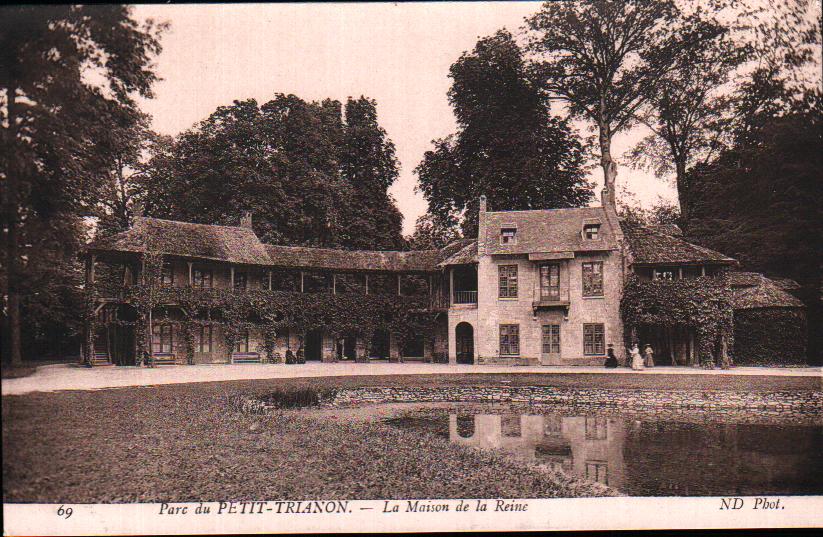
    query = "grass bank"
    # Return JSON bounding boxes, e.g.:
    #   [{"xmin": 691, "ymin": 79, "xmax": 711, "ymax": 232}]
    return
[{"xmin": 3, "ymin": 376, "xmax": 617, "ymax": 503}]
